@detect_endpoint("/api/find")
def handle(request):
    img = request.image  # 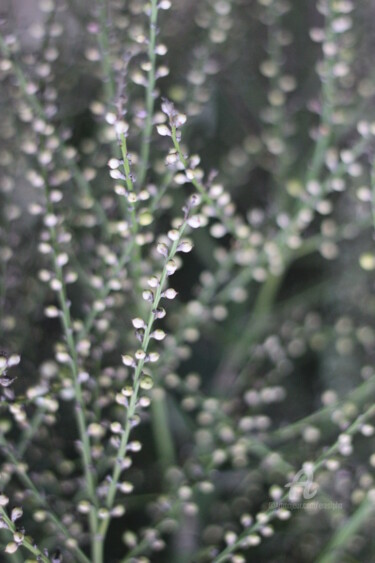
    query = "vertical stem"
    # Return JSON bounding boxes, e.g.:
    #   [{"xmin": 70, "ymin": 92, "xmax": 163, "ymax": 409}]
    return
[
  {"xmin": 119, "ymin": 133, "xmax": 143, "ymax": 284},
  {"xmin": 0, "ymin": 33, "xmax": 111, "ymax": 238},
  {"xmin": 151, "ymin": 387, "xmax": 176, "ymax": 468},
  {"xmin": 98, "ymin": 0, "xmax": 116, "ymax": 102},
  {"xmin": 97, "ymin": 219, "xmax": 189, "ymax": 551},
  {"xmin": 371, "ymin": 157, "xmax": 375, "ymax": 231},
  {"xmin": 306, "ymin": 0, "xmax": 335, "ymax": 183},
  {"xmin": 42, "ymin": 182, "xmax": 99, "ymax": 560},
  {"xmin": 137, "ymin": 0, "xmax": 159, "ymax": 189}
]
